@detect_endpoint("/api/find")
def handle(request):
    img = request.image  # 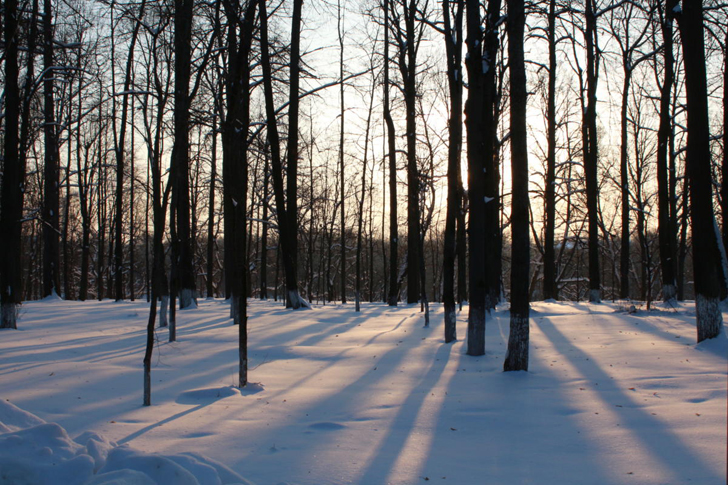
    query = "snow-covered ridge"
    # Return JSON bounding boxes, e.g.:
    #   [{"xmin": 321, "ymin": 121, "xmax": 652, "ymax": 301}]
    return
[{"xmin": 0, "ymin": 400, "xmax": 253, "ymax": 485}]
